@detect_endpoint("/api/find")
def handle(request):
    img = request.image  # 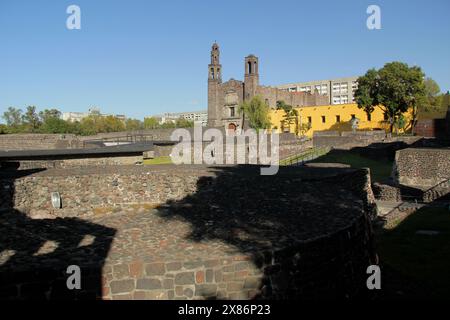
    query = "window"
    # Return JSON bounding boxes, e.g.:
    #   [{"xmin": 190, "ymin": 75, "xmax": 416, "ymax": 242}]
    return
[
  {"xmin": 333, "ymin": 96, "xmax": 341, "ymax": 104},
  {"xmin": 230, "ymin": 107, "xmax": 235, "ymax": 117},
  {"xmin": 351, "ymin": 114, "xmax": 356, "ymax": 120},
  {"xmin": 308, "ymin": 116, "xmax": 312, "ymax": 124},
  {"xmin": 367, "ymin": 113, "xmax": 371, "ymax": 121},
  {"xmin": 321, "ymin": 116, "xmax": 326, "ymax": 123},
  {"xmin": 336, "ymin": 115, "xmax": 340, "ymax": 123},
  {"xmin": 341, "ymin": 95, "xmax": 349, "ymax": 104},
  {"xmin": 332, "ymin": 83, "xmax": 340, "ymax": 94}
]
